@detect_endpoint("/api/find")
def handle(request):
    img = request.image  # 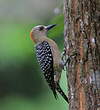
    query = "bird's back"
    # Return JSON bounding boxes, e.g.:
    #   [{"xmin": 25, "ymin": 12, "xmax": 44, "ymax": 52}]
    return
[{"xmin": 37, "ymin": 36, "xmax": 61, "ymax": 72}]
